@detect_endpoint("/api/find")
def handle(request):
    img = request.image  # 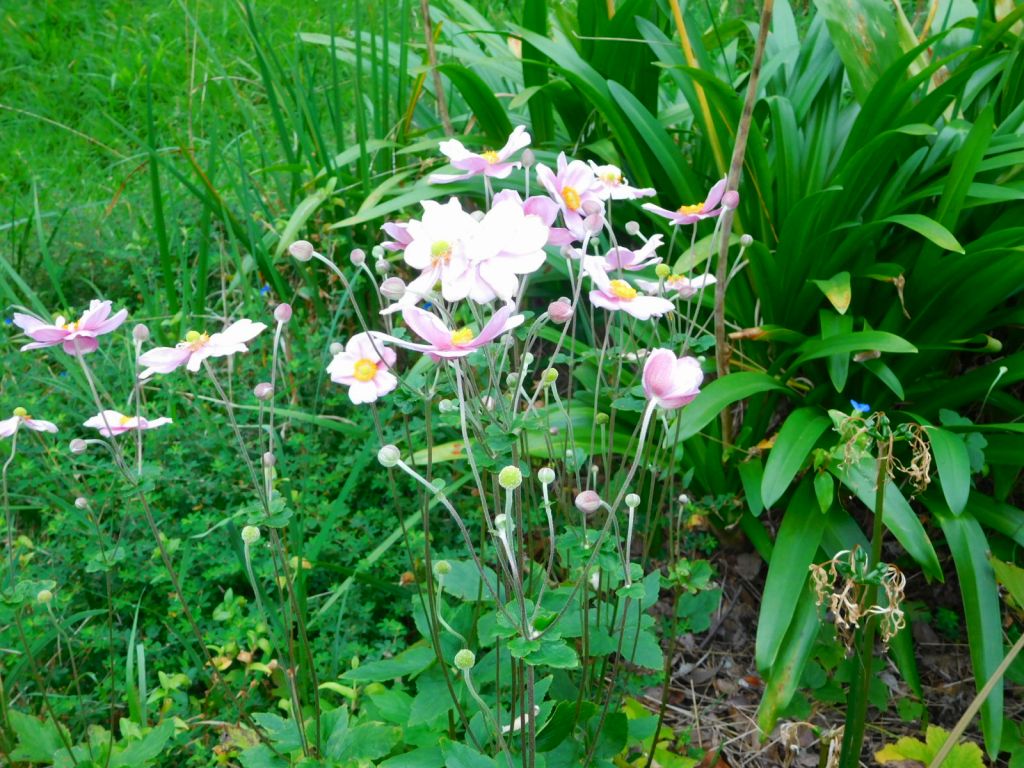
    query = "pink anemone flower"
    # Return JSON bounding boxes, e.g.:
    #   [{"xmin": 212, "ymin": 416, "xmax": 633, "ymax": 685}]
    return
[
  {"xmin": 391, "ymin": 304, "xmax": 524, "ymax": 361},
  {"xmin": 12, "ymin": 300, "xmax": 128, "ymax": 356},
  {"xmin": 138, "ymin": 319, "xmax": 266, "ymax": 379},
  {"xmin": 599, "ymin": 235, "xmax": 664, "ymax": 272},
  {"xmin": 588, "ymin": 162, "xmax": 655, "ymax": 200},
  {"xmin": 327, "ymin": 333, "xmax": 398, "ymax": 404},
  {"xmin": 584, "ymin": 259, "xmax": 674, "ymax": 321},
  {"xmin": 83, "ymin": 410, "xmax": 172, "ymax": 437},
  {"xmin": 535, "ymin": 153, "xmax": 603, "ymax": 238},
  {"xmin": 642, "ymin": 178, "xmax": 730, "ymax": 226},
  {"xmin": 0, "ymin": 407, "xmax": 58, "ymax": 438},
  {"xmin": 642, "ymin": 348, "xmax": 703, "ymax": 410},
  {"xmin": 429, "ymin": 125, "xmax": 532, "ymax": 184},
  {"xmin": 636, "ymin": 273, "xmax": 717, "ymax": 299},
  {"xmin": 492, "ymin": 189, "xmax": 575, "ymax": 246}
]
